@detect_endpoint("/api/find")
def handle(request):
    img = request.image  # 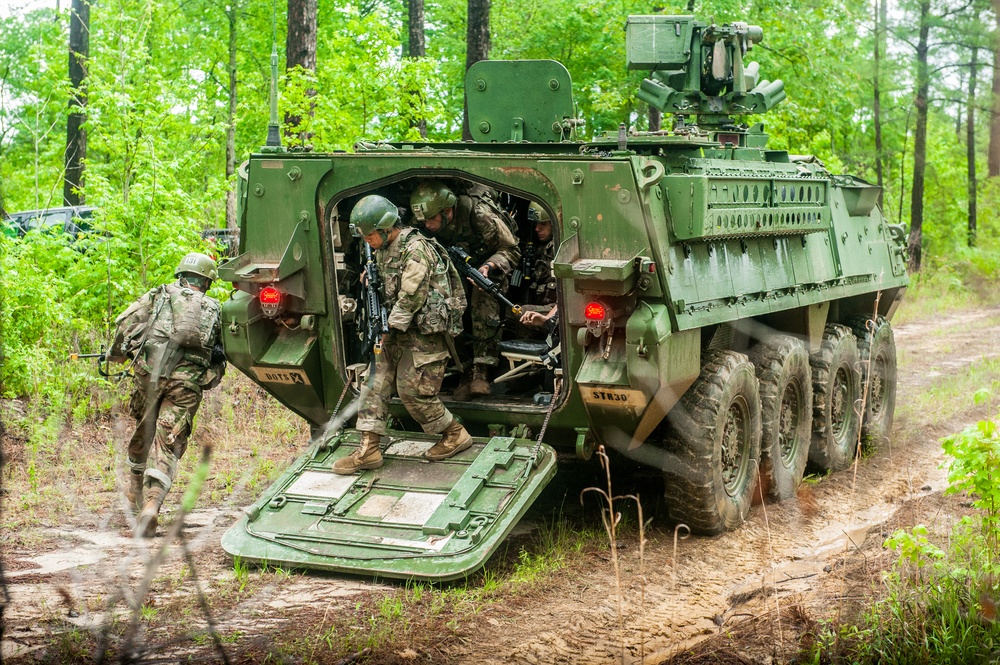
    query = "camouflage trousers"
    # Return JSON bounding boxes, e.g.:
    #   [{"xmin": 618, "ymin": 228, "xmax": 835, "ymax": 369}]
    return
[
  {"xmin": 357, "ymin": 330, "xmax": 454, "ymax": 436},
  {"xmin": 127, "ymin": 372, "xmax": 202, "ymax": 494},
  {"xmin": 471, "ymin": 283, "xmax": 502, "ymax": 368}
]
